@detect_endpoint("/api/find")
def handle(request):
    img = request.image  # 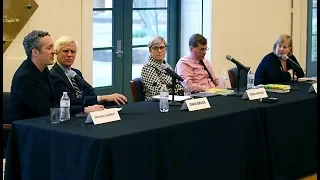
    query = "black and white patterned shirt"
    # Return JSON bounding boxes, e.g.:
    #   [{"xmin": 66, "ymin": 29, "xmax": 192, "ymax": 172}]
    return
[{"xmin": 141, "ymin": 56, "xmax": 184, "ymax": 101}]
